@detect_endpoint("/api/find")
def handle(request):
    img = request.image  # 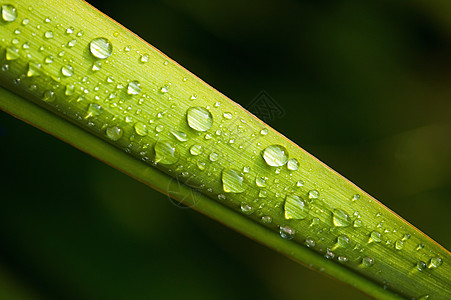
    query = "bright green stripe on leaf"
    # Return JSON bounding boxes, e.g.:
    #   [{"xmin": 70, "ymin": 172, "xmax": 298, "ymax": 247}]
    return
[{"xmin": 0, "ymin": 0, "xmax": 449, "ymax": 299}]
